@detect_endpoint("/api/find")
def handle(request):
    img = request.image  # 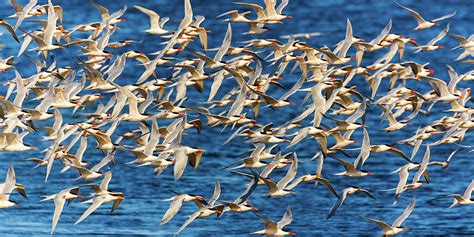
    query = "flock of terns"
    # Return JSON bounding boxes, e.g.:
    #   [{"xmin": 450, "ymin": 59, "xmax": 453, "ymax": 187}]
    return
[{"xmin": 0, "ymin": 0, "xmax": 472, "ymax": 236}]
